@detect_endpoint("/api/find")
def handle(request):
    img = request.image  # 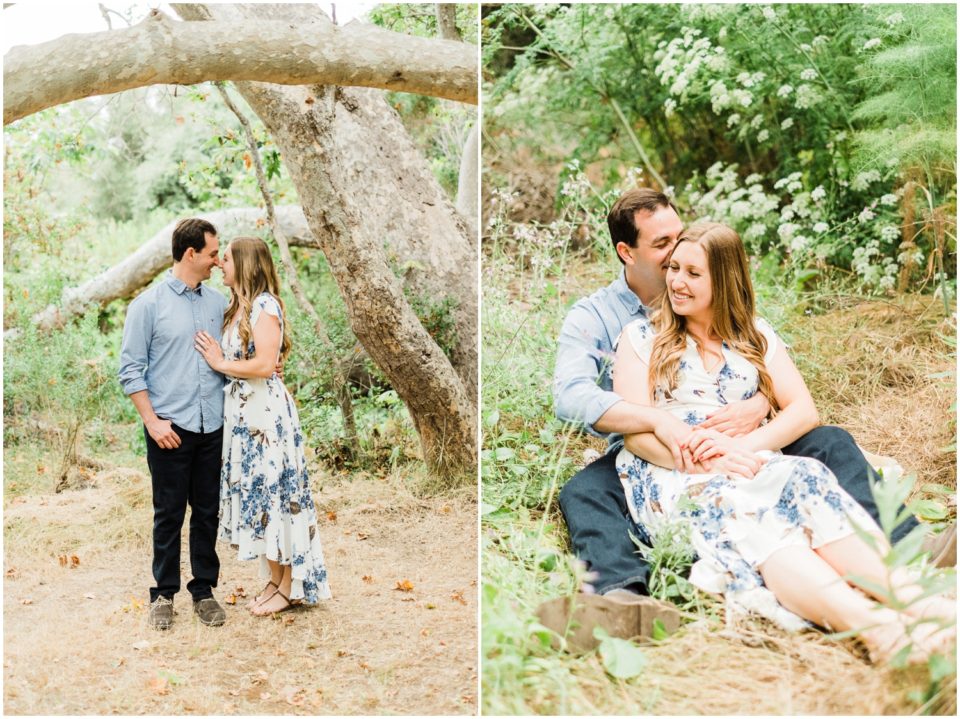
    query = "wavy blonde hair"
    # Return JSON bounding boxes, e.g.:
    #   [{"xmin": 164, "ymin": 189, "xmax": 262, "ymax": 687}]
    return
[
  {"xmin": 222, "ymin": 236, "xmax": 292, "ymax": 364},
  {"xmin": 648, "ymin": 222, "xmax": 778, "ymax": 414}
]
